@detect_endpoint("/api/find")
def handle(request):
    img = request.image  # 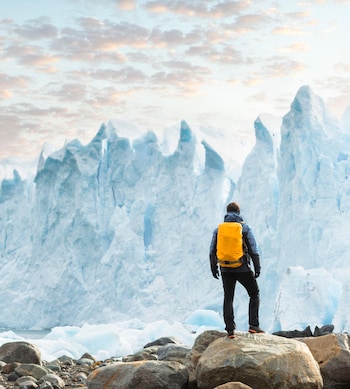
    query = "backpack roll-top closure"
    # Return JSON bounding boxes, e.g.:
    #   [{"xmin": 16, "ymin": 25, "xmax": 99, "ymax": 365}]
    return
[{"xmin": 216, "ymin": 222, "xmax": 244, "ymax": 268}]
